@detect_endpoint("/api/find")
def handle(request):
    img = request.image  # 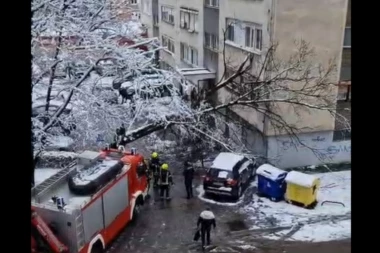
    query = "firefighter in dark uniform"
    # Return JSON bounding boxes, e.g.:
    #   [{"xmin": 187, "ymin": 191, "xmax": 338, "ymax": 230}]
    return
[
  {"xmin": 197, "ymin": 207, "xmax": 216, "ymax": 250},
  {"xmin": 149, "ymin": 152, "xmax": 161, "ymax": 188},
  {"xmin": 158, "ymin": 163, "xmax": 173, "ymax": 200},
  {"xmin": 183, "ymin": 161, "xmax": 195, "ymax": 199}
]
